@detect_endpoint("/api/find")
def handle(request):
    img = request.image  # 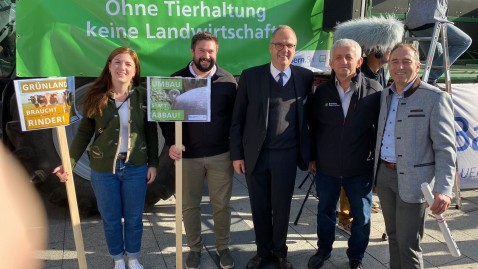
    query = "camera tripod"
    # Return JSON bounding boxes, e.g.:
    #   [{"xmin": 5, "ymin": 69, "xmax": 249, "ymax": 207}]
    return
[{"xmin": 293, "ymin": 172, "xmax": 317, "ymax": 225}]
